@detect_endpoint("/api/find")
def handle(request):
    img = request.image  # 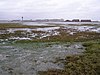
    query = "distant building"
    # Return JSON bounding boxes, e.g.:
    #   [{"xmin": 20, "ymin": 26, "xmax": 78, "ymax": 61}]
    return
[
  {"xmin": 35, "ymin": 19, "xmax": 49, "ymax": 22},
  {"xmin": 22, "ymin": 20, "xmax": 35, "ymax": 22},
  {"xmin": 11, "ymin": 20, "xmax": 21, "ymax": 22},
  {"xmin": 35, "ymin": 19, "xmax": 64, "ymax": 22},
  {"xmin": 81, "ymin": 20, "xmax": 91, "ymax": 22},
  {"xmin": 65, "ymin": 20, "xmax": 71, "ymax": 22},
  {"xmin": 49, "ymin": 19, "xmax": 64, "ymax": 22},
  {"xmin": 72, "ymin": 19, "xmax": 79, "ymax": 22}
]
